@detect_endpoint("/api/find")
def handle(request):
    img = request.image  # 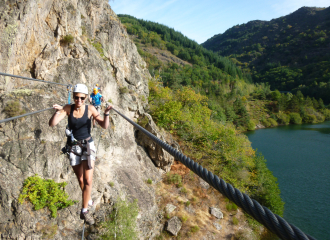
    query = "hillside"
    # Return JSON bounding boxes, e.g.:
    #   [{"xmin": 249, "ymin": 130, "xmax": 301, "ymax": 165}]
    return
[
  {"xmin": 118, "ymin": 14, "xmax": 289, "ymax": 239},
  {"xmin": 202, "ymin": 7, "xmax": 330, "ymax": 103}
]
